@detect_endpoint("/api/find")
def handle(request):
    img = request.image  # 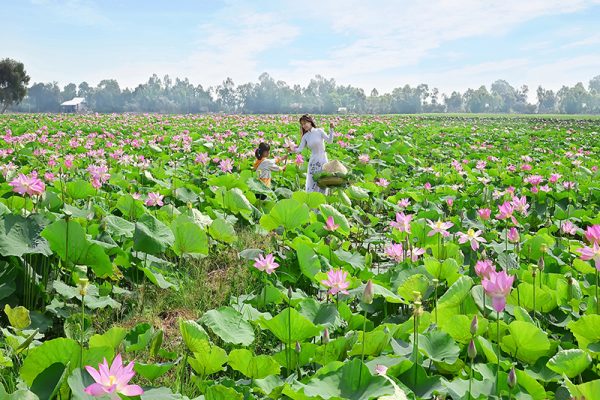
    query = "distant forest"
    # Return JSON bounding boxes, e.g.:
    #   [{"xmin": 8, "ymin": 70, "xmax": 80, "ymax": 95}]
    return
[{"xmin": 8, "ymin": 73, "xmax": 600, "ymax": 115}]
